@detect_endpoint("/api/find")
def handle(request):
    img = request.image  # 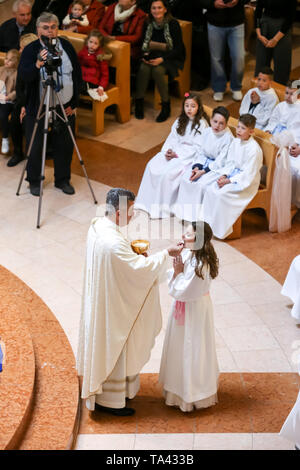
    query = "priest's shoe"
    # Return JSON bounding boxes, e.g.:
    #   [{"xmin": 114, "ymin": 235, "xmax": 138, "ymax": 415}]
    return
[
  {"xmin": 30, "ymin": 184, "xmax": 40, "ymax": 196},
  {"xmin": 95, "ymin": 404, "xmax": 135, "ymax": 416},
  {"xmin": 55, "ymin": 181, "xmax": 75, "ymax": 195}
]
